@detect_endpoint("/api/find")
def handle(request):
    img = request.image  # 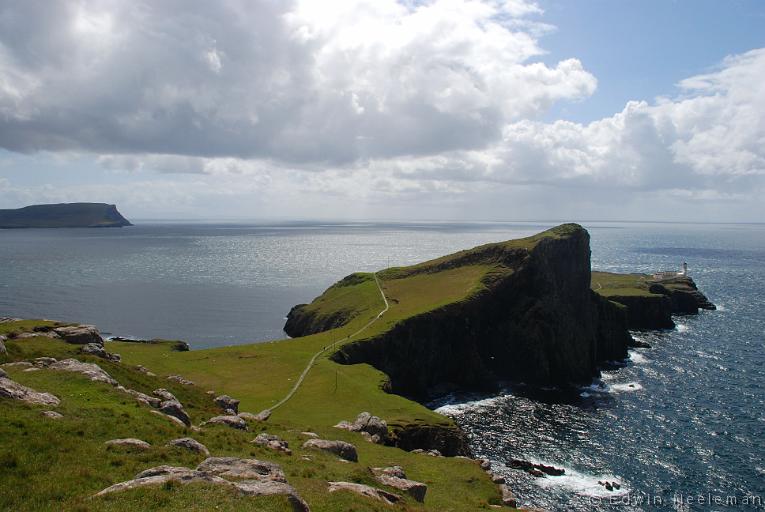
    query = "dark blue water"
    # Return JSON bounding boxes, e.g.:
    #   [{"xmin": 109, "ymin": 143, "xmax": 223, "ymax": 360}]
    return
[{"xmin": 1, "ymin": 221, "xmax": 763, "ymax": 510}]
